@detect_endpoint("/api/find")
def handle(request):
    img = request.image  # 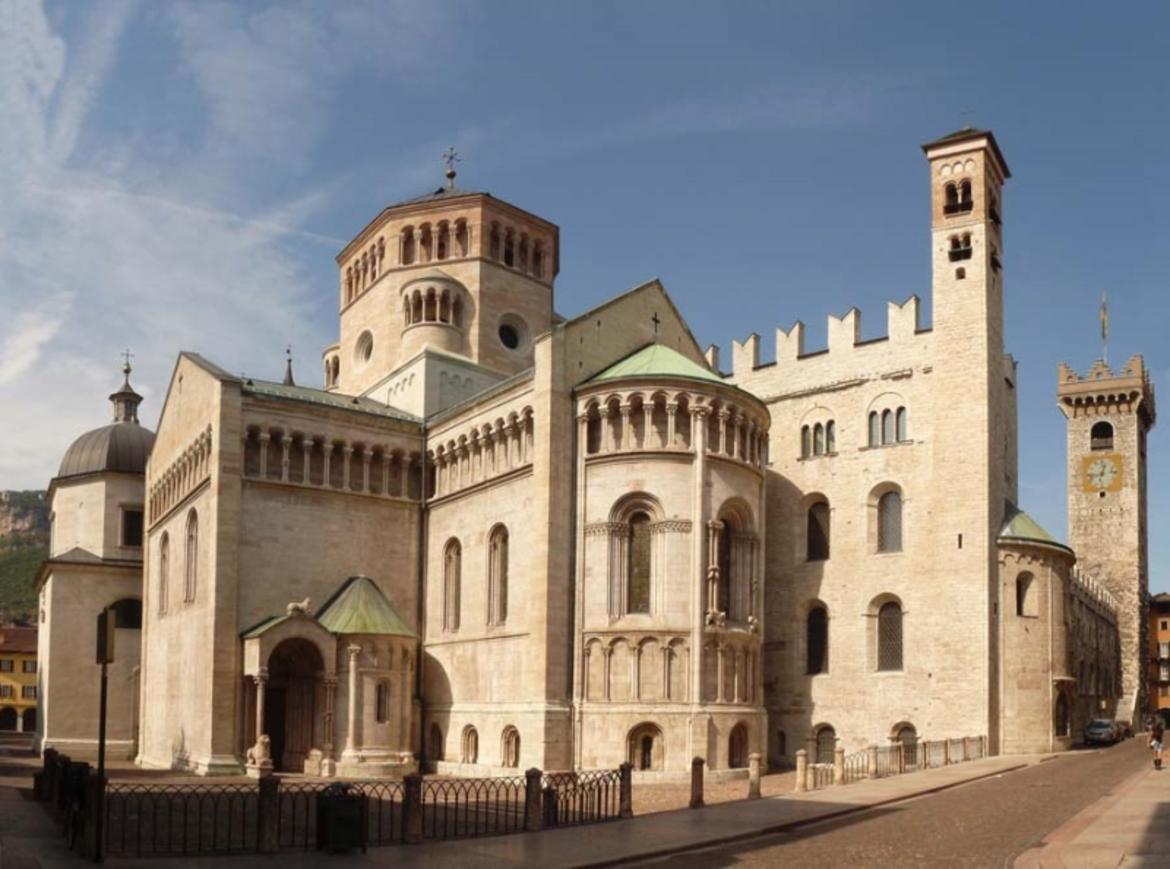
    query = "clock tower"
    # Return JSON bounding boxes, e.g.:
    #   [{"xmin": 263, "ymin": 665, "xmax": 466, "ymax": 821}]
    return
[{"xmin": 1058, "ymin": 355, "xmax": 1156, "ymax": 724}]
